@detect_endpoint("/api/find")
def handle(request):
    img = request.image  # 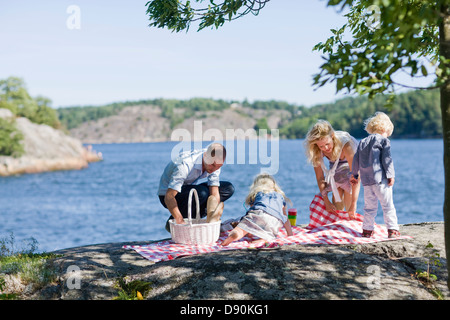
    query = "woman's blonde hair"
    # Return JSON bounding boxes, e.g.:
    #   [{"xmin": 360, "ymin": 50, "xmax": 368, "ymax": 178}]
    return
[
  {"xmin": 245, "ymin": 173, "xmax": 291, "ymax": 206},
  {"xmin": 304, "ymin": 120, "xmax": 342, "ymax": 167},
  {"xmin": 364, "ymin": 112, "xmax": 394, "ymax": 136}
]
